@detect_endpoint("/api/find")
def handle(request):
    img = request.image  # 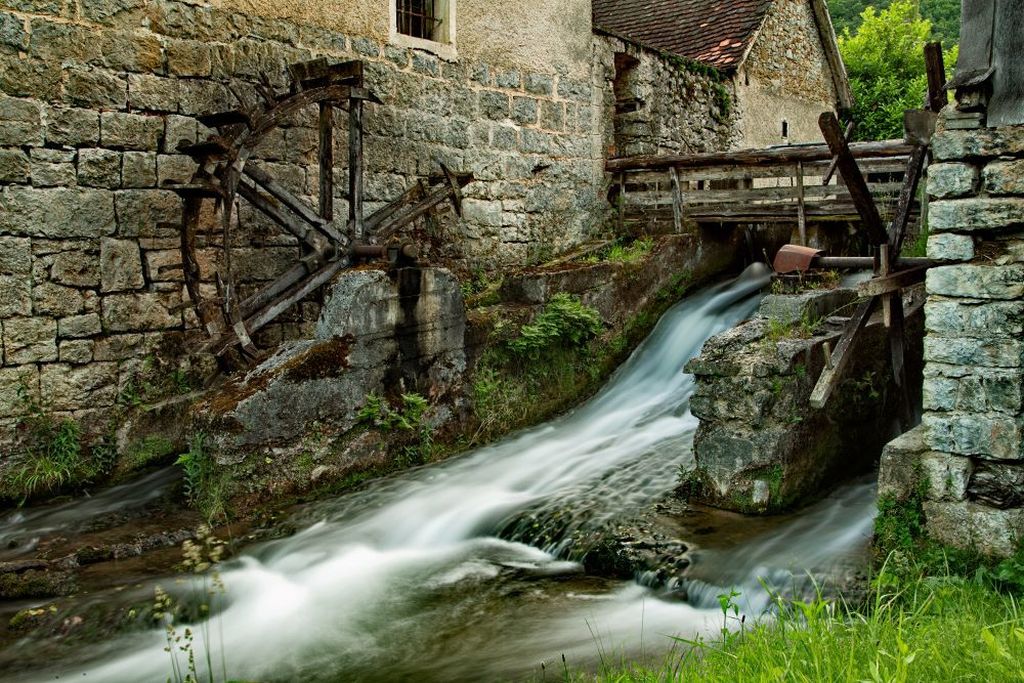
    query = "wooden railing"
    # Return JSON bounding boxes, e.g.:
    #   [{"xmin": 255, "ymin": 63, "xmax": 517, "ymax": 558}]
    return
[{"xmin": 607, "ymin": 140, "xmax": 919, "ymax": 240}]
